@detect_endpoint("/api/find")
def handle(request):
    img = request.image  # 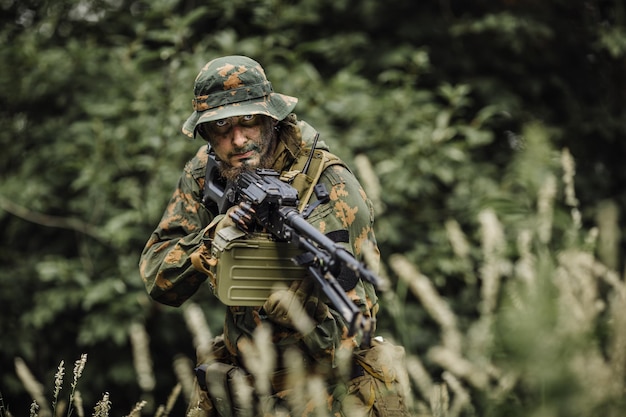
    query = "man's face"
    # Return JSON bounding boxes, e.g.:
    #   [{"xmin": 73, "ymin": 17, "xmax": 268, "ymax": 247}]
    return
[{"xmin": 198, "ymin": 115, "xmax": 277, "ymax": 180}]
